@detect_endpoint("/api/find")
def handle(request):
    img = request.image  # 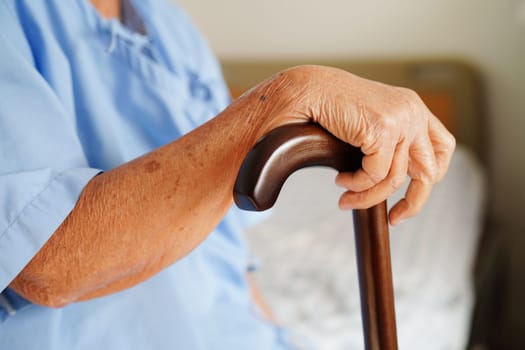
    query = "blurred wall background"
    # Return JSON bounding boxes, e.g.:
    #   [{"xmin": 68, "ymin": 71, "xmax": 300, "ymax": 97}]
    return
[{"xmin": 176, "ymin": 0, "xmax": 525, "ymax": 348}]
